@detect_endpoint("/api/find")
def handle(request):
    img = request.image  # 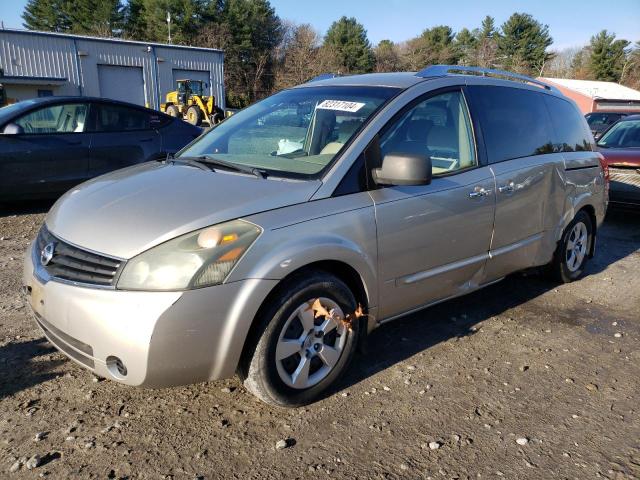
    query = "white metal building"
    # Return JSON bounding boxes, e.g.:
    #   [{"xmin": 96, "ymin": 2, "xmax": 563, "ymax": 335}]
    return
[
  {"xmin": 0, "ymin": 28, "xmax": 225, "ymax": 109},
  {"xmin": 539, "ymin": 77, "xmax": 640, "ymax": 114}
]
